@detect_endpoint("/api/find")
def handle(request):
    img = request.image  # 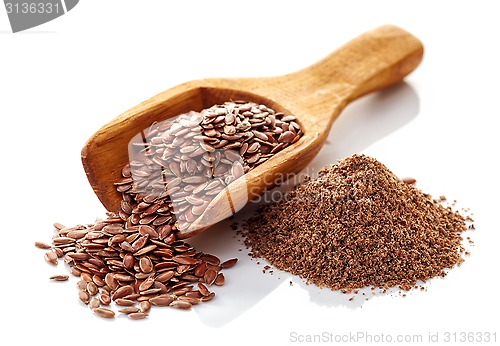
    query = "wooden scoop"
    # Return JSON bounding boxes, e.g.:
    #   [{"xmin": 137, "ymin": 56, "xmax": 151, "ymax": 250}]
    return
[{"xmin": 81, "ymin": 25, "xmax": 423, "ymax": 238}]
